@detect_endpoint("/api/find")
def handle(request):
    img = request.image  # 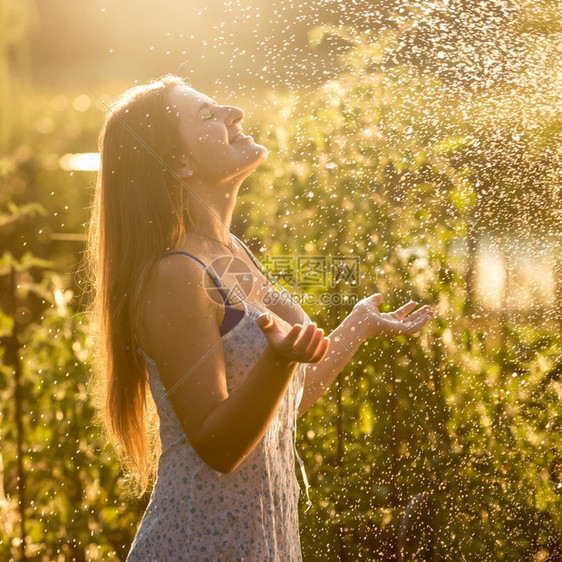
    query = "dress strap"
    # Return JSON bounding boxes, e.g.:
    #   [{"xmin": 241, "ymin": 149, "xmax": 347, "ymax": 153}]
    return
[
  {"xmin": 232, "ymin": 233, "xmax": 307, "ymax": 326},
  {"xmin": 161, "ymin": 250, "xmax": 233, "ymax": 308},
  {"xmin": 231, "ymin": 234, "xmax": 287, "ymax": 294}
]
